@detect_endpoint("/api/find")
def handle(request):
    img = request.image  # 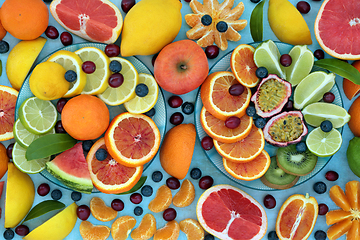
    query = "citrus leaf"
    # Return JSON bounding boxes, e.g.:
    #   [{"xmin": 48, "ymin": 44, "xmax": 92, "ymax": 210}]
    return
[
  {"xmin": 26, "ymin": 133, "xmax": 77, "ymax": 161},
  {"xmin": 117, "ymin": 176, "xmax": 147, "ymax": 195},
  {"xmin": 250, "ymin": 0, "xmax": 264, "ymax": 42},
  {"xmin": 23, "ymin": 200, "xmax": 65, "ymax": 223},
  {"xmin": 314, "ymin": 59, "xmax": 360, "ymax": 84},
  {"xmin": 0, "ymin": 60, "xmax": 2, "ymax": 76}
]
